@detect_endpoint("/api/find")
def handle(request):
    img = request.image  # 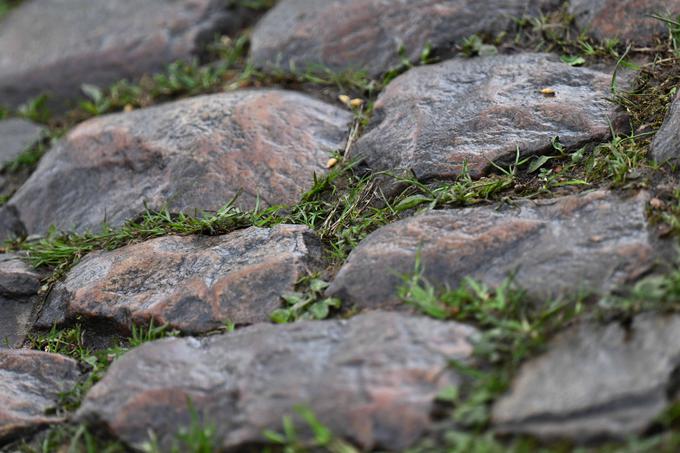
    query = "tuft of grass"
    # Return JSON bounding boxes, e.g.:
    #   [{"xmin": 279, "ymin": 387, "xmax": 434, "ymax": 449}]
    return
[
  {"xmin": 262, "ymin": 406, "xmax": 359, "ymax": 453},
  {"xmin": 28, "ymin": 319, "xmax": 179, "ymax": 413},
  {"xmin": 18, "ymin": 94, "xmax": 51, "ymax": 124},
  {"xmin": 398, "ymin": 255, "xmax": 582, "ymax": 429},
  {"xmin": 270, "ymin": 275, "xmax": 341, "ymax": 323},
  {"xmin": 14, "ymin": 198, "xmax": 278, "ymax": 275},
  {"xmin": 142, "ymin": 401, "xmax": 217, "ymax": 453}
]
